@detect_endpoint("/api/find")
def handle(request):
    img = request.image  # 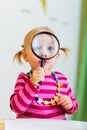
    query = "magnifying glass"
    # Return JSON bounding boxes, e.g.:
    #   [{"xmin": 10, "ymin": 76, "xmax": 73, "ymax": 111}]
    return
[{"xmin": 31, "ymin": 32, "xmax": 60, "ymax": 68}]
